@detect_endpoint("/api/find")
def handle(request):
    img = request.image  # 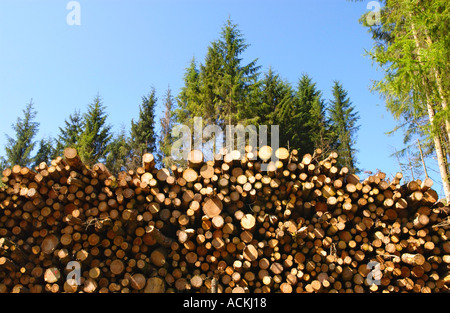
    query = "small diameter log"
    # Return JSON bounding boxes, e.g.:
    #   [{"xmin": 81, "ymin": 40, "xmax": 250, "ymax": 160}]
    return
[
  {"xmin": 142, "ymin": 153, "xmax": 156, "ymax": 171},
  {"xmin": 63, "ymin": 147, "xmax": 82, "ymax": 169},
  {"xmin": 240, "ymin": 214, "xmax": 256, "ymax": 231},
  {"xmin": 188, "ymin": 150, "xmax": 204, "ymax": 169},
  {"xmin": 44, "ymin": 267, "xmax": 61, "ymax": 283},
  {"xmin": 258, "ymin": 146, "xmax": 273, "ymax": 162}
]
